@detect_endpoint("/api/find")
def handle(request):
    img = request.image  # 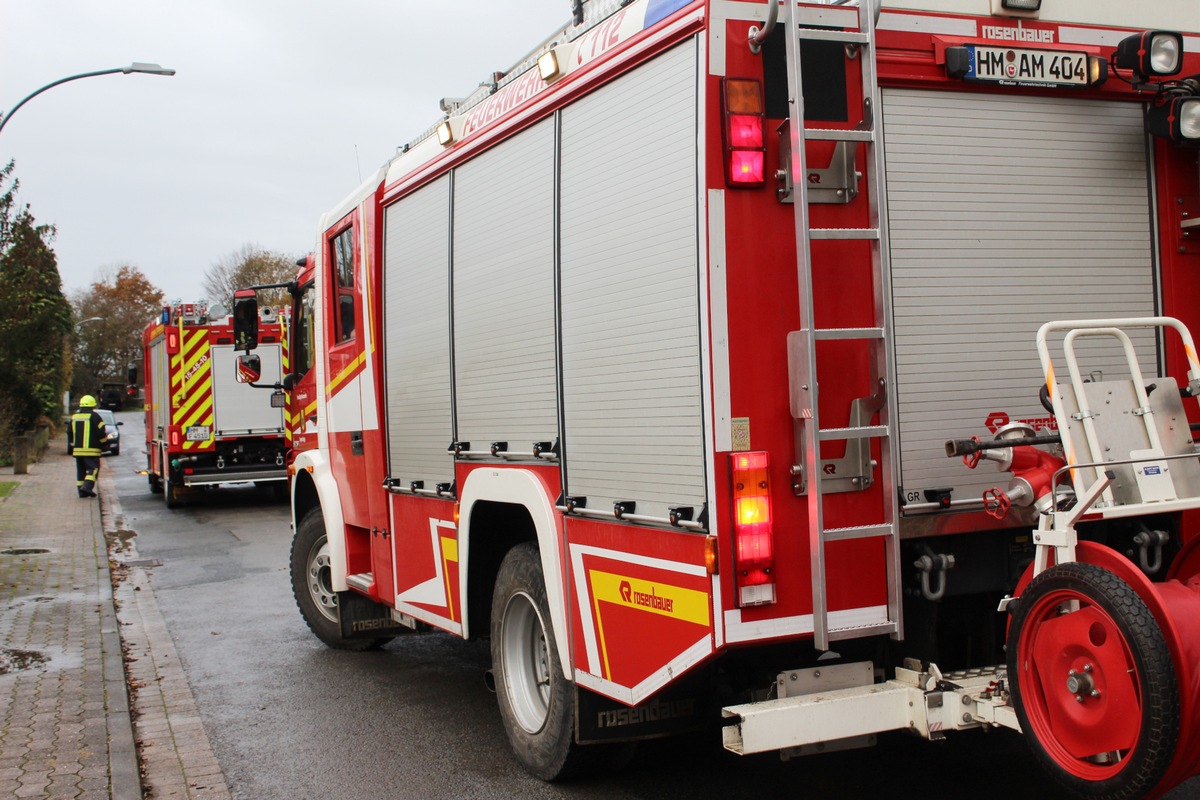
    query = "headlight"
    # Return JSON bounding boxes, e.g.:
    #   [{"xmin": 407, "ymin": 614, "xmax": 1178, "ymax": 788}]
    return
[
  {"xmin": 1146, "ymin": 97, "xmax": 1200, "ymax": 145},
  {"xmin": 1114, "ymin": 31, "xmax": 1183, "ymax": 78}
]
